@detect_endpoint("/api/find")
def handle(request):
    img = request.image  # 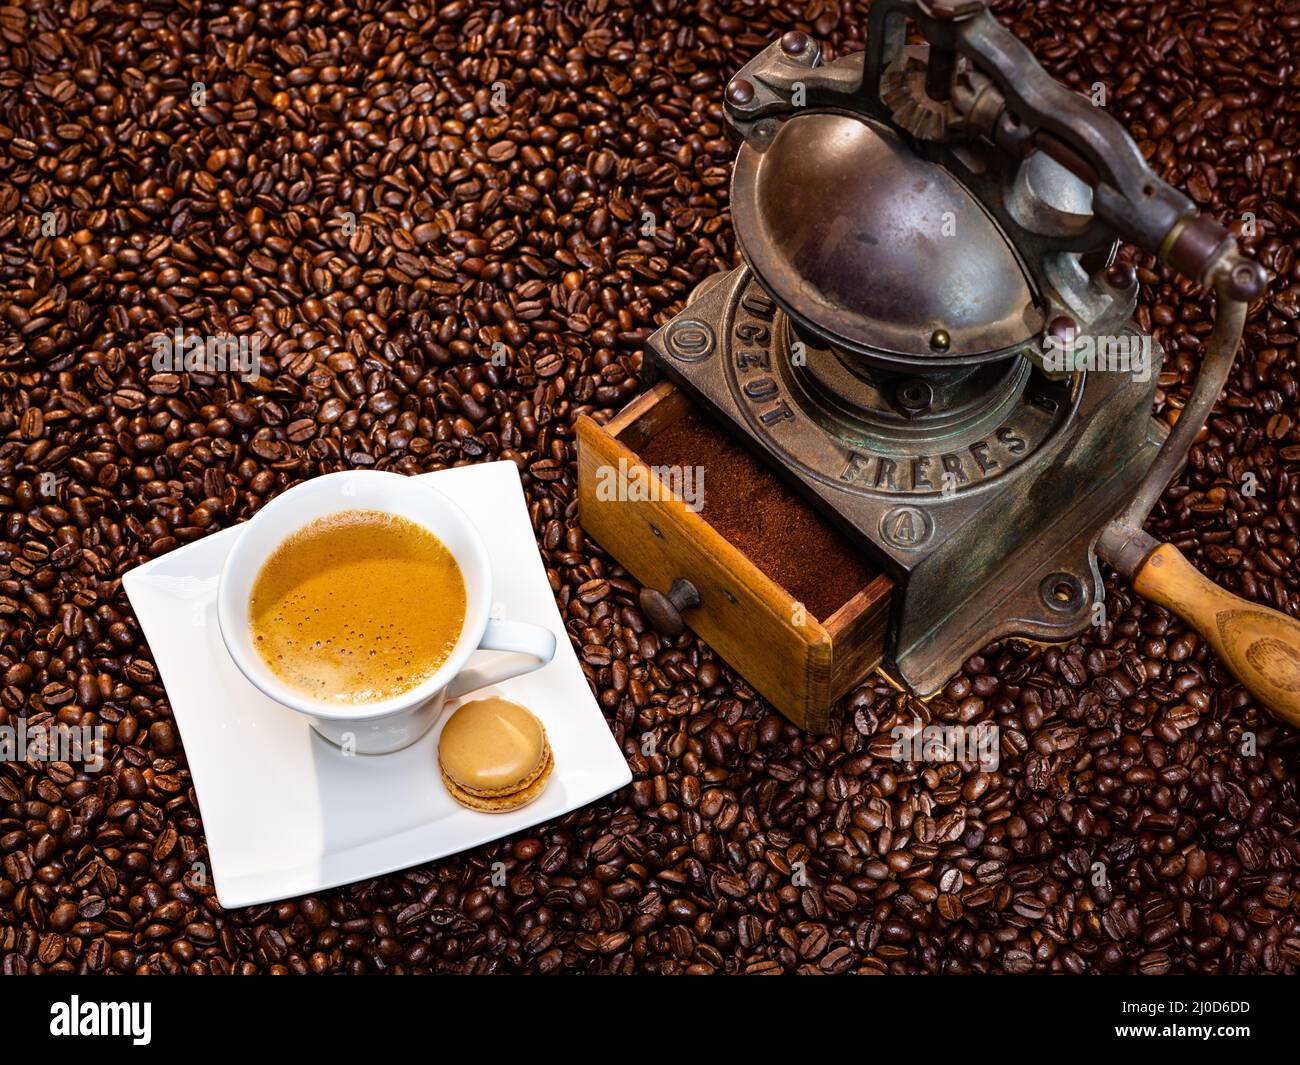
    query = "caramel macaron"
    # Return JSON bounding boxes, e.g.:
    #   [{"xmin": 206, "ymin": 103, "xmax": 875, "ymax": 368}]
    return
[{"xmin": 438, "ymin": 698, "xmax": 552, "ymax": 813}]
